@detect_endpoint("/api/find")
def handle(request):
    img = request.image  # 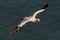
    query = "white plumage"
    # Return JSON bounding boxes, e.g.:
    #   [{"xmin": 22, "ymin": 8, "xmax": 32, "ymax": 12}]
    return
[{"xmin": 10, "ymin": 4, "xmax": 48, "ymax": 36}]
